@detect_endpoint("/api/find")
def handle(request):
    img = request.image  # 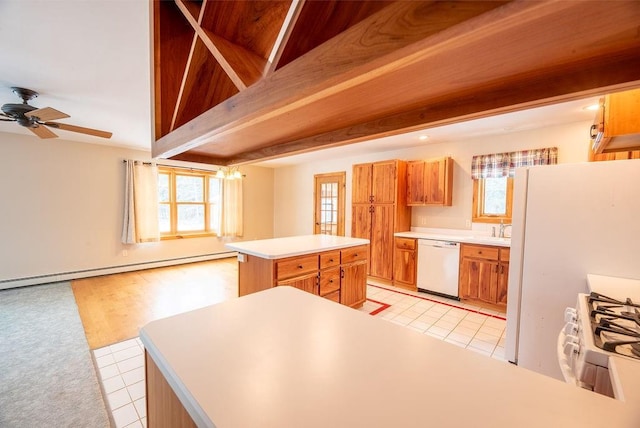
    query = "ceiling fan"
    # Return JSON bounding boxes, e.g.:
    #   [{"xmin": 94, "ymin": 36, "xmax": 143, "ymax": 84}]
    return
[{"xmin": 0, "ymin": 87, "xmax": 112, "ymax": 139}]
